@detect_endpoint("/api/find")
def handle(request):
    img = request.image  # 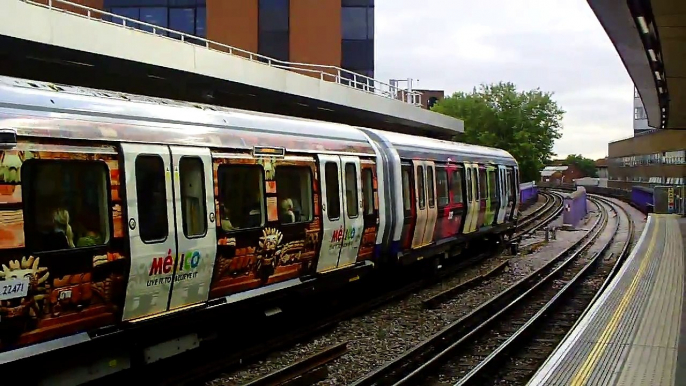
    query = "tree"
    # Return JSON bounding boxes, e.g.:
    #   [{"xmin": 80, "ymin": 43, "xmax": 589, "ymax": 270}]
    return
[
  {"xmin": 431, "ymin": 82, "xmax": 564, "ymax": 182},
  {"xmin": 563, "ymin": 154, "xmax": 598, "ymax": 178}
]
